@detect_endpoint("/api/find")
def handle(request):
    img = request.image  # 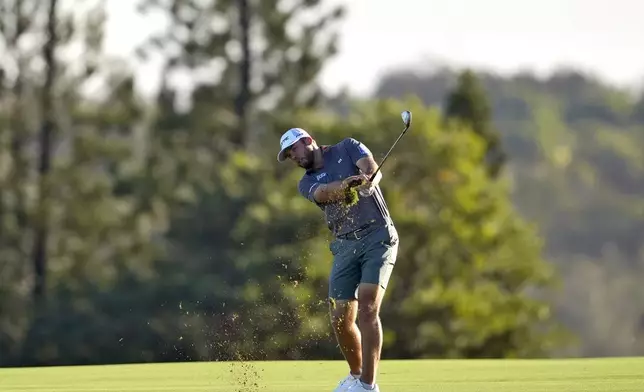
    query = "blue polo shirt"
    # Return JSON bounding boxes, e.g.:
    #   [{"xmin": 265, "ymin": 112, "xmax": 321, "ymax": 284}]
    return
[{"xmin": 298, "ymin": 138, "xmax": 393, "ymax": 237}]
